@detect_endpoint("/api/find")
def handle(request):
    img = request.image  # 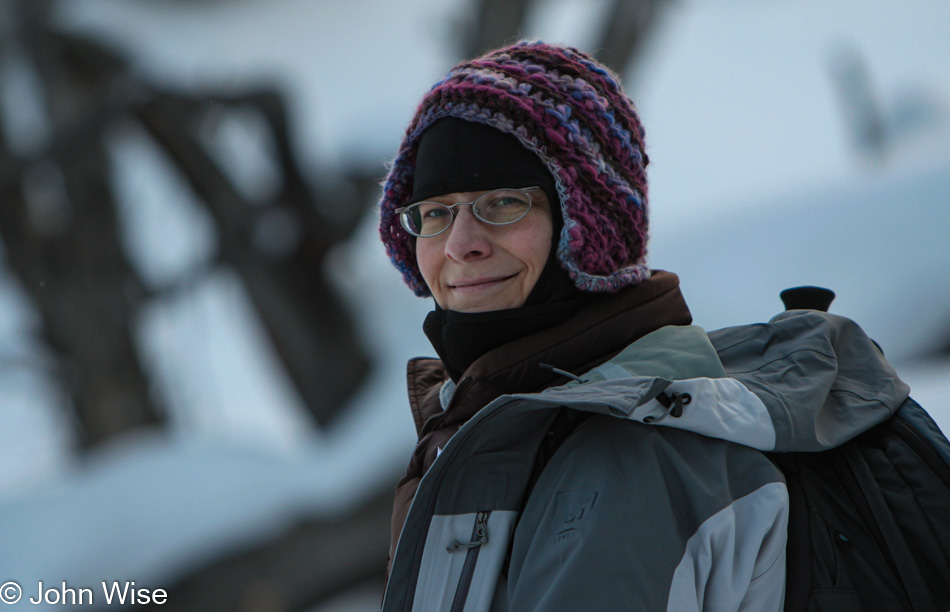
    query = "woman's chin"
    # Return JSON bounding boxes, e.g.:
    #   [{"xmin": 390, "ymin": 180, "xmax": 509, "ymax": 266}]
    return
[
  {"xmin": 444, "ymin": 278, "xmax": 525, "ymax": 313},
  {"xmin": 446, "ymin": 293, "xmax": 522, "ymax": 313}
]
